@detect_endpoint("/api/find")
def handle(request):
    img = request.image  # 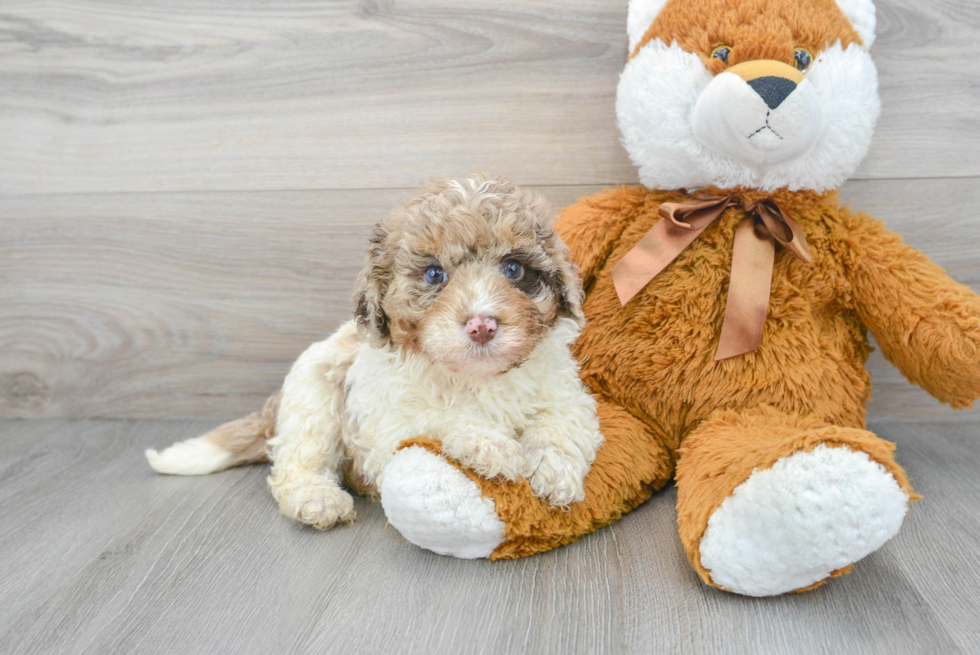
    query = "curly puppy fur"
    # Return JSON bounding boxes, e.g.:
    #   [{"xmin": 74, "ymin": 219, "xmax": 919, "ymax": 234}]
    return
[{"xmin": 147, "ymin": 174, "xmax": 603, "ymax": 531}]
